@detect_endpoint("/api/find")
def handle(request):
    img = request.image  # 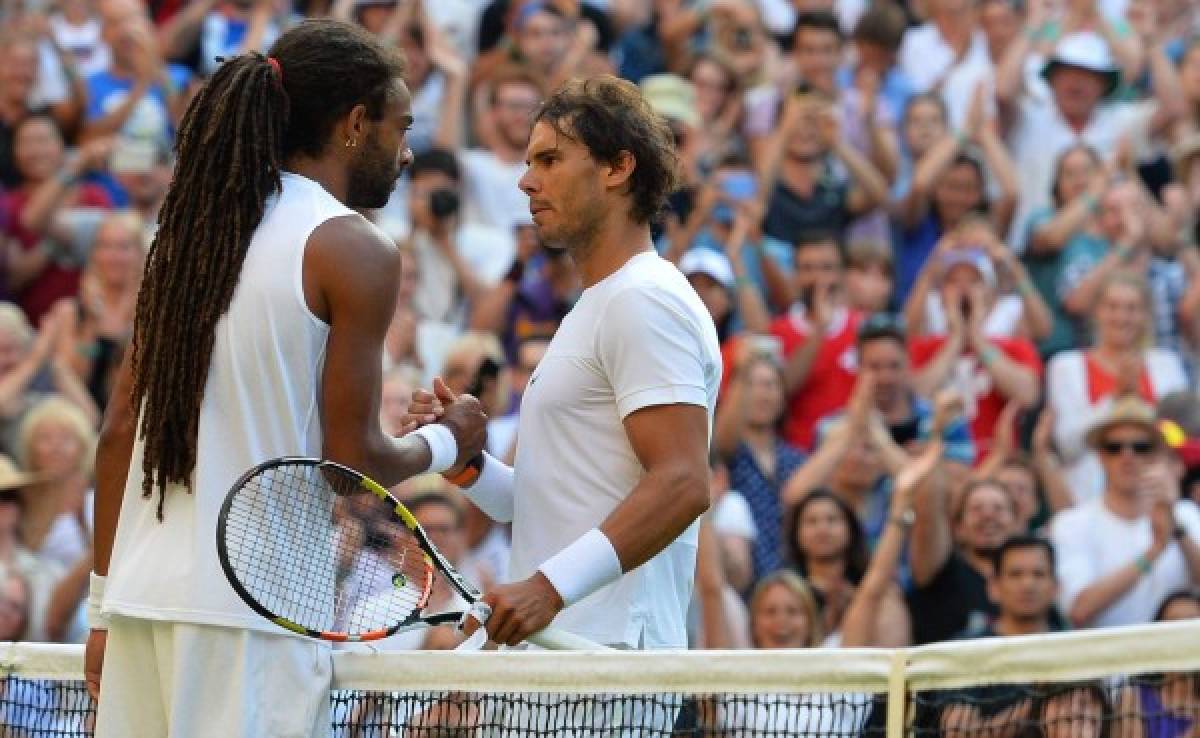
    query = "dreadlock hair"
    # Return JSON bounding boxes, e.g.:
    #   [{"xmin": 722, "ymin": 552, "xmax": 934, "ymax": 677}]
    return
[{"xmin": 131, "ymin": 19, "xmax": 404, "ymax": 518}]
